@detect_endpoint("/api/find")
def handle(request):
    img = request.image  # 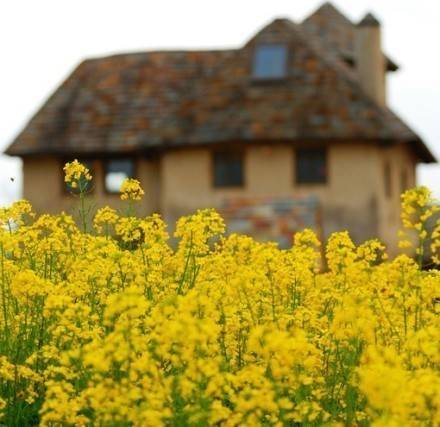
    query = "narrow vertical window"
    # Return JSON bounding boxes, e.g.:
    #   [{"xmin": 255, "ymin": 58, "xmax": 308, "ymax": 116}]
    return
[
  {"xmin": 295, "ymin": 148, "xmax": 327, "ymax": 184},
  {"xmin": 384, "ymin": 161, "xmax": 392, "ymax": 198},
  {"xmin": 213, "ymin": 151, "xmax": 244, "ymax": 188}
]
